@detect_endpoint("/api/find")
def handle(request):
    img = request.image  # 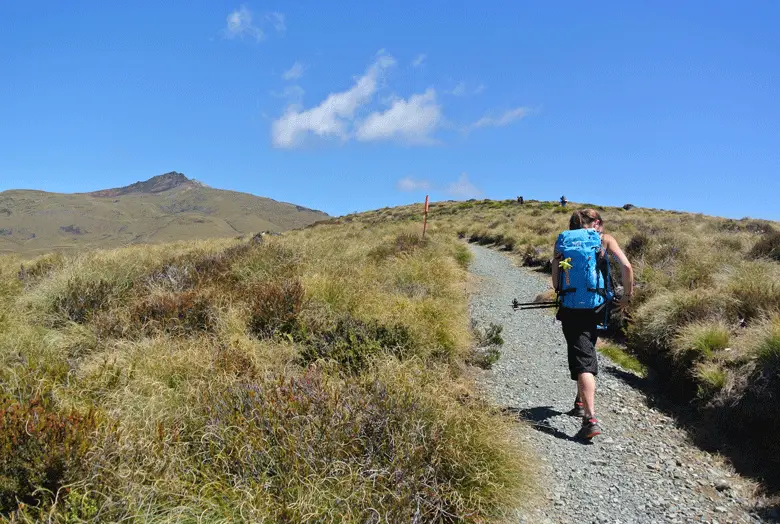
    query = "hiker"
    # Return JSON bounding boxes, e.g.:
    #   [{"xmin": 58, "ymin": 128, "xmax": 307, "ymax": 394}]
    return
[
  {"xmin": 517, "ymin": 196, "xmax": 524, "ymax": 204},
  {"xmin": 560, "ymin": 195, "xmax": 568, "ymax": 207},
  {"xmin": 551, "ymin": 209, "xmax": 634, "ymax": 440}
]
